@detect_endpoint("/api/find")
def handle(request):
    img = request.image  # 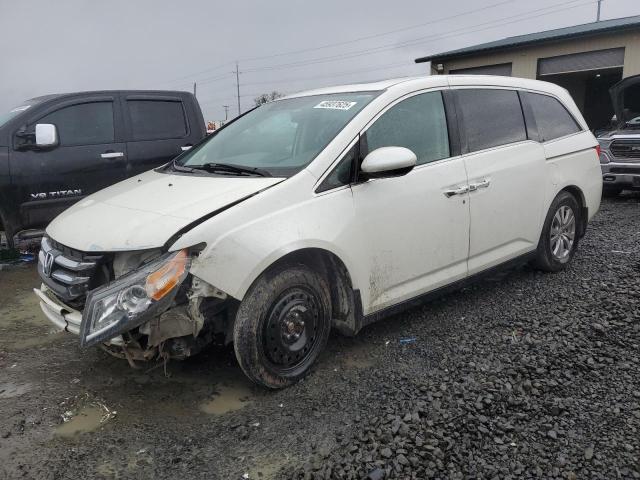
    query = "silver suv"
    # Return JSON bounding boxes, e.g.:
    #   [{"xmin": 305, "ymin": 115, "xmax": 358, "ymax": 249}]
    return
[{"xmin": 598, "ymin": 75, "xmax": 640, "ymax": 195}]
